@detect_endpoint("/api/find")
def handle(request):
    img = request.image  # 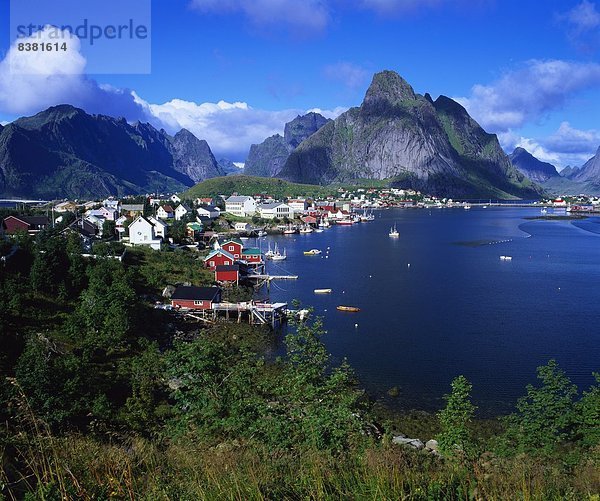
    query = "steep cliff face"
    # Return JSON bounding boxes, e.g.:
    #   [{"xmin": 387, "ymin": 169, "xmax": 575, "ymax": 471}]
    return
[
  {"xmin": 571, "ymin": 146, "xmax": 600, "ymax": 184},
  {"xmin": 280, "ymin": 71, "xmax": 542, "ymax": 199},
  {"xmin": 169, "ymin": 129, "xmax": 224, "ymax": 182},
  {"xmin": 508, "ymin": 147, "xmax": 560, "ymax": 183},
  {"xmin": 0, "ymin": 105, "xmax": 222, "ymax": 198},
  {"xmin": 244, "ymin": 113, "xmax": 329, "ymax": 178}
]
